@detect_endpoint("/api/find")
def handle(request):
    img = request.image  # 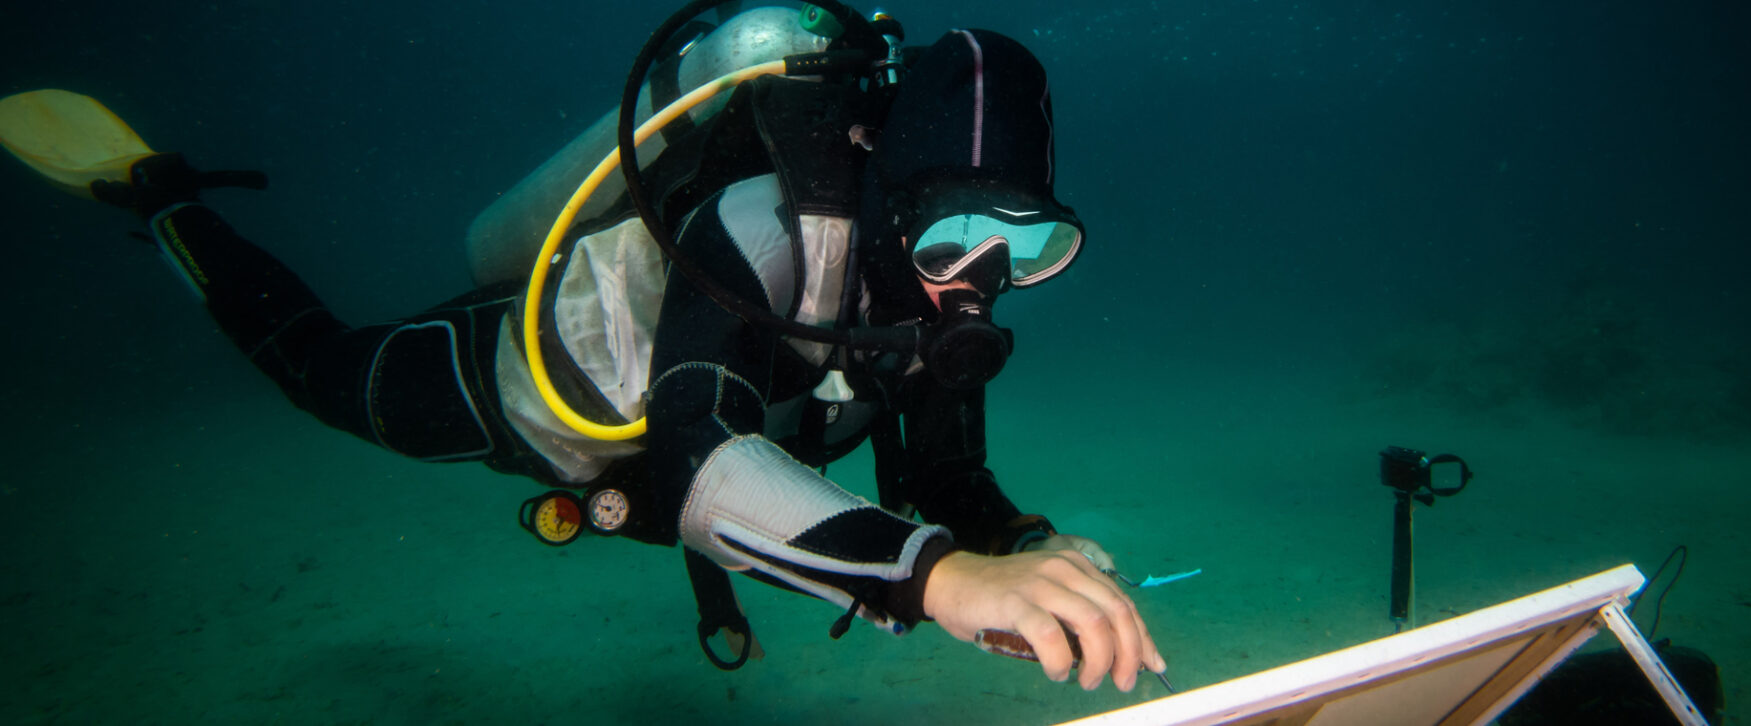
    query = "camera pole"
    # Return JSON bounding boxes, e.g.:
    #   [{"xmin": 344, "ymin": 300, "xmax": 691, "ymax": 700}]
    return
[
  {"xmin": 1390, "ymin": 487, "xmax": 1415, "ymax": 630},
  {"xmin": 1379, "ymin": 446, "xmax": 1473, "ymax": 633}
]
